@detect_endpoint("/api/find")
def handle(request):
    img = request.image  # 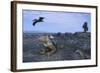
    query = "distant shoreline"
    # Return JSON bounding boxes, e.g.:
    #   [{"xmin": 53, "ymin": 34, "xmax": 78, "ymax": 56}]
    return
[{"xmin": 23, "ymin": 31, "xmax": 91, "ymax": 34}]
